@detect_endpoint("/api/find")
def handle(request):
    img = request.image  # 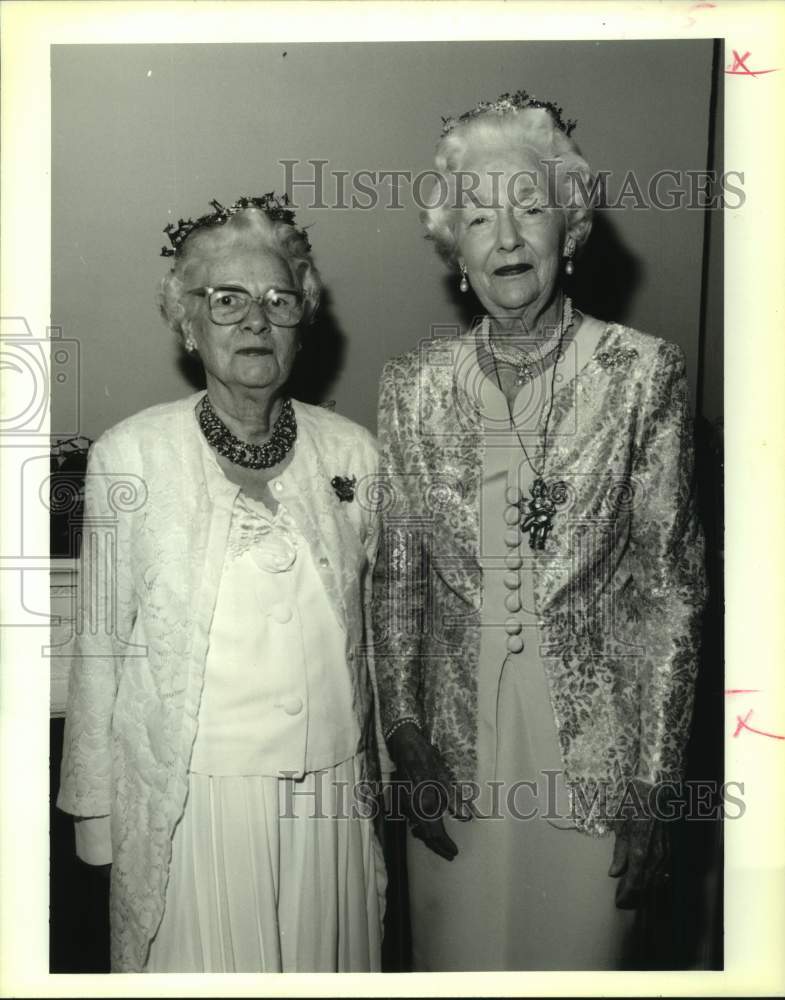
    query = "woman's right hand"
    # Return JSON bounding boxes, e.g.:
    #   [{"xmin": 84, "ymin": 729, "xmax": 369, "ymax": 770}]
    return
[{"xmin": 387, "ymin": 721, "xmax": 473, "ymax": 861}]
